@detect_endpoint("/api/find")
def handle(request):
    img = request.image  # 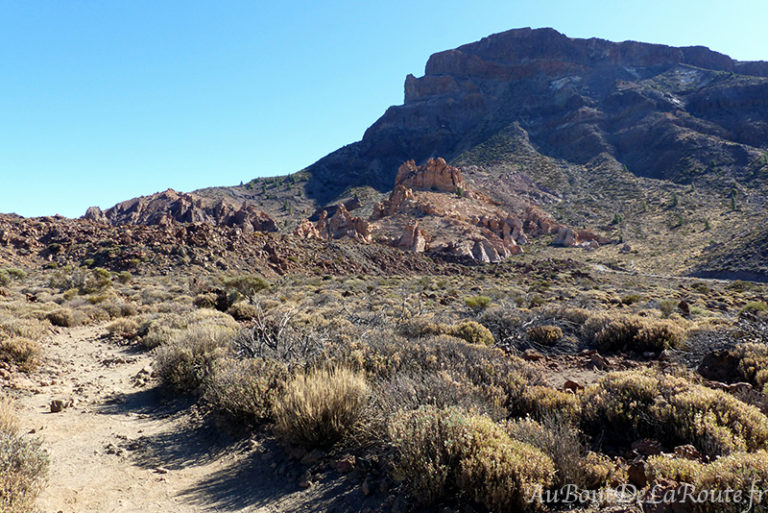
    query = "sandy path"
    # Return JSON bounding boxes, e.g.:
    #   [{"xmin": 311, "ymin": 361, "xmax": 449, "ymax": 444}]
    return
[
  {"xmin": 12, "ymin": 325, "xmax": 263, "ymax": 513},
  {"xmin": 10, "ymin": 324, "xmax": 384, "ymax": 513}
]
